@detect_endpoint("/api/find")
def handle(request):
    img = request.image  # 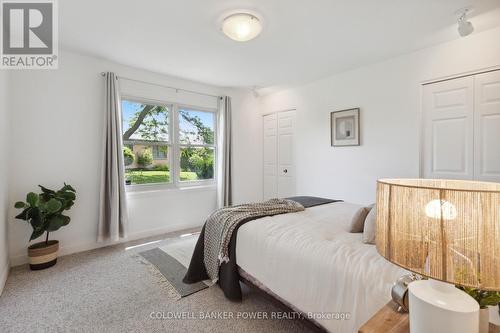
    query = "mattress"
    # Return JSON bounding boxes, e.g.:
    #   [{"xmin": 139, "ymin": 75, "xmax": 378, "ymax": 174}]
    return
[{"xmin": 235, "ymin": 201, "xmax": 408, "ymax": 333}]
